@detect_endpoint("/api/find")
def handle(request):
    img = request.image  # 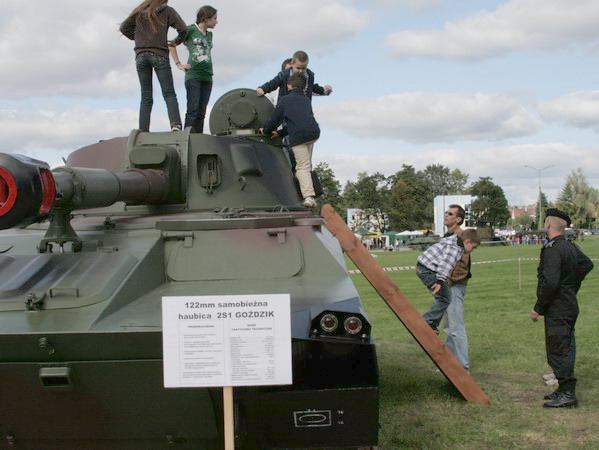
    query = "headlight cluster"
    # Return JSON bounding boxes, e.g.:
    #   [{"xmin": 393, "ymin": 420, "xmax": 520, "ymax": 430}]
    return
[{"xmin": 311, "ymin": 311, "xmax": 370, "ymax": 340}]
